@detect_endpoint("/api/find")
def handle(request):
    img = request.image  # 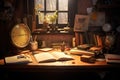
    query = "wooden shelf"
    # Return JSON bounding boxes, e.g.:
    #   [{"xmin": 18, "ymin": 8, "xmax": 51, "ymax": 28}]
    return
[
  {"xmin": 32, "ymin": 28, "xmax": 74, "ymax": 35},
  {"xmin": 96, "ymin": 0, "xmax": 120, "ymax": 9}
]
